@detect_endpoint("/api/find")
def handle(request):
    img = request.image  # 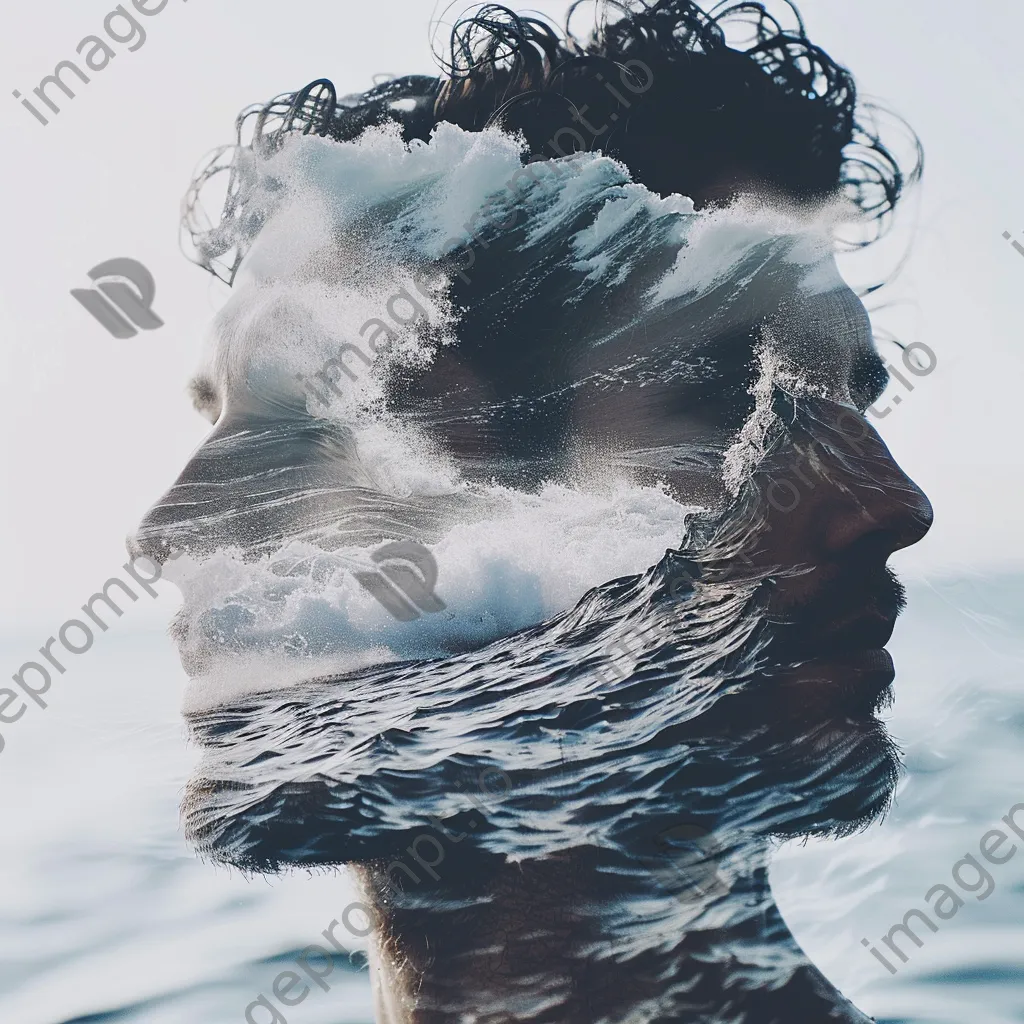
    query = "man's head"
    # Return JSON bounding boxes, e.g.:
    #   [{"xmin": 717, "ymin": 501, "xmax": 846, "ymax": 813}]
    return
[{"xmin": 144, "ymin": 0, "xmax": 931, "ymax": 861}]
